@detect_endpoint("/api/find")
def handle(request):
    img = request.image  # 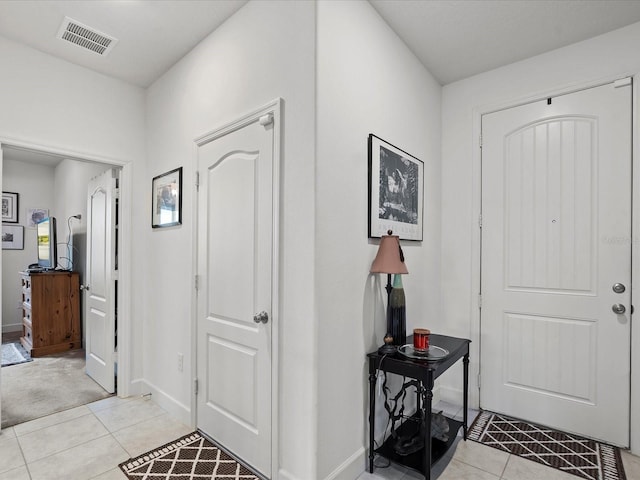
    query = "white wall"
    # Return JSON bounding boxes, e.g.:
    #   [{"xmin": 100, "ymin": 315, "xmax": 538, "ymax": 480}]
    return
[
  {"xmin": 0, "ymin": 35, "xmax": 146, "ymax": 384},
  {"xmin": 0, "ymin": 37, "xmax": 144, "ymax": 163},
  {"xmin": 53, "ymin": 159, "xmax": 112, "ymax": 273},
  {"xmin": 144, "ymin": 1, "xmax": 316, "ymax": 478},
  {"xmin": 316, "ymin": 1, "xmax": 441, "ymax": 478},
  {"xmin": 442, "ymin": 22, "xmax": 640, "ymax": 453},
  {"xmin": 1, "ymin": 158, "xmax": 54, "ymax": 331}
]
